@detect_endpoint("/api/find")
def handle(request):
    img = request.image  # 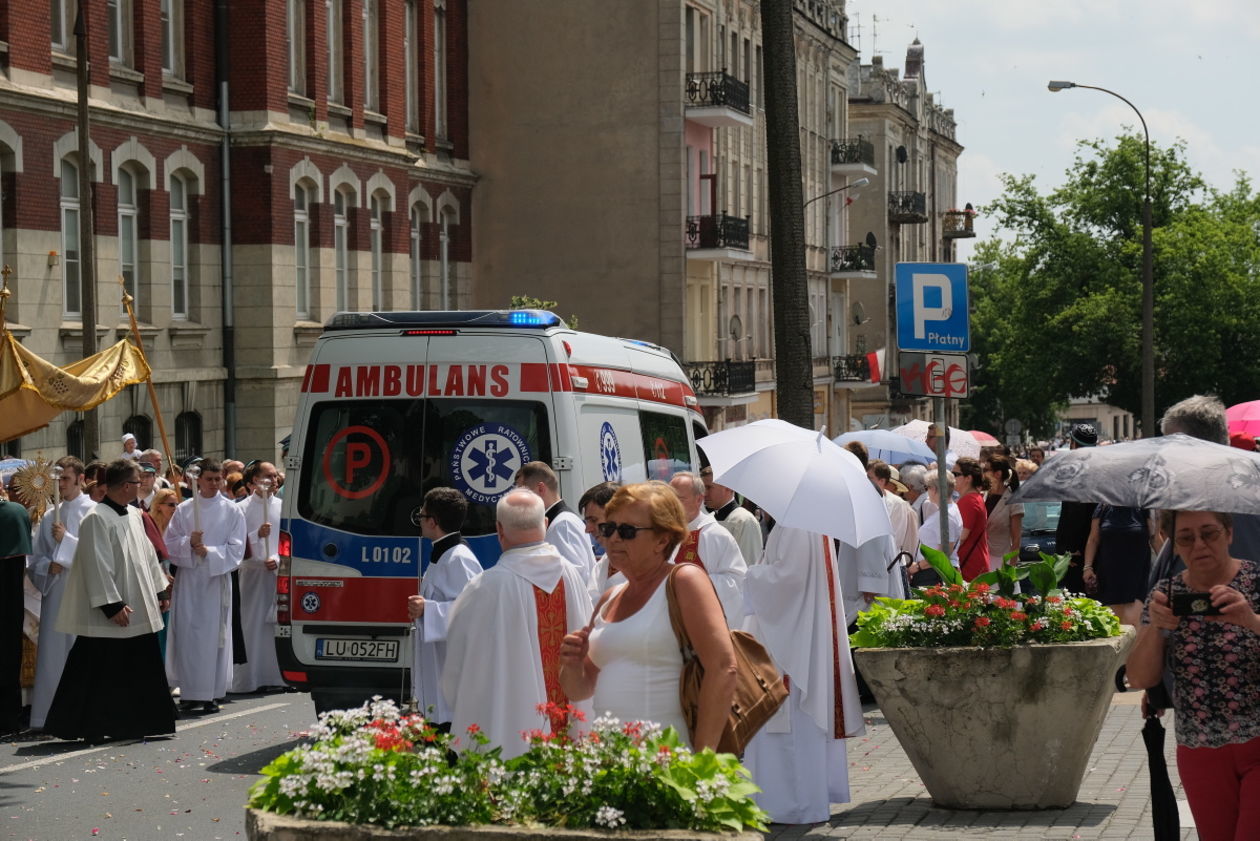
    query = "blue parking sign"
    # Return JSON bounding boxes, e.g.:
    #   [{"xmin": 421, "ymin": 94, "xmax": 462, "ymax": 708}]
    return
[{"xmin": 894, "ymin": 263, "xmax": 970, "ymax": 352}]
